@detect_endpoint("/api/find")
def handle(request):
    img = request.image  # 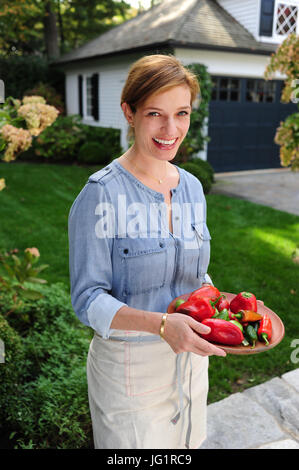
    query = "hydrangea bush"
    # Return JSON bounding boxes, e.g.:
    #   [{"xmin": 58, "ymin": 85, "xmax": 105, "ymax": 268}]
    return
[
  {"xmin": 0, "ymin": 95, "xmax": 59, "ymax": 189},
  {"xmin": 264, "ymin": 33, "xmax": 299, "ymax": 171}
]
